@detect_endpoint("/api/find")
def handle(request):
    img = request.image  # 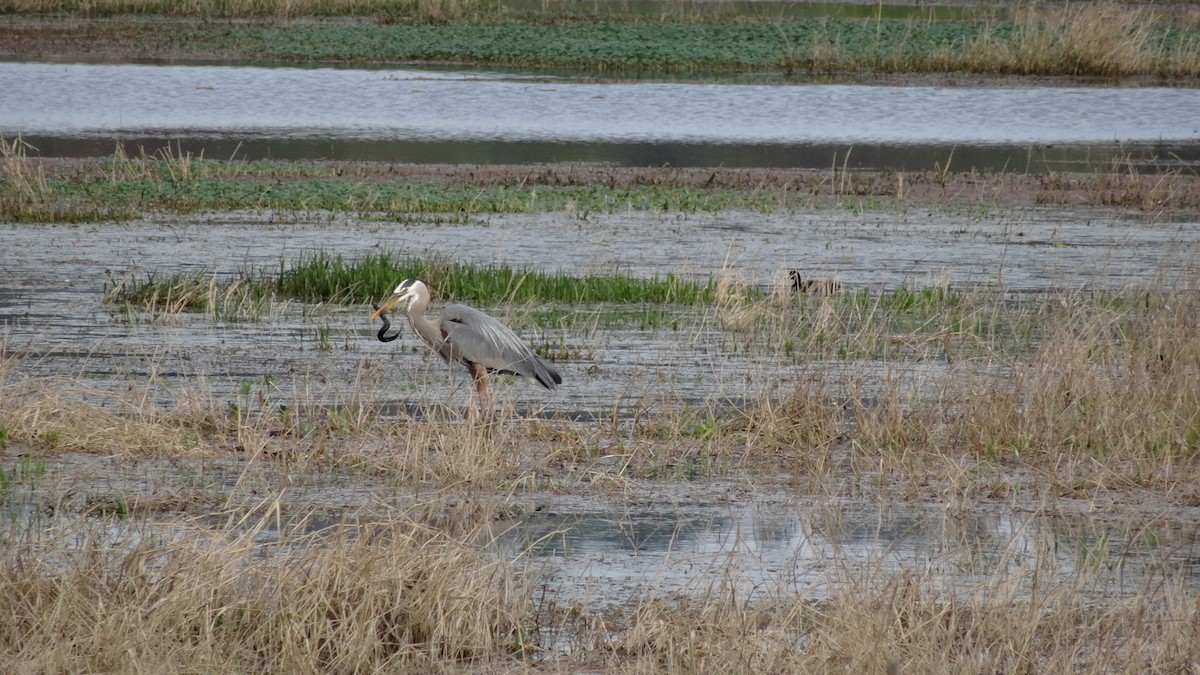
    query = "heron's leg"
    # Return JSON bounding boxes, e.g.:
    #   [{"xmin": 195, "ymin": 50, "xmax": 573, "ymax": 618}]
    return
[{"xmin": 469, "ymin": 363, "xmax": 494, "ymax": 421}]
